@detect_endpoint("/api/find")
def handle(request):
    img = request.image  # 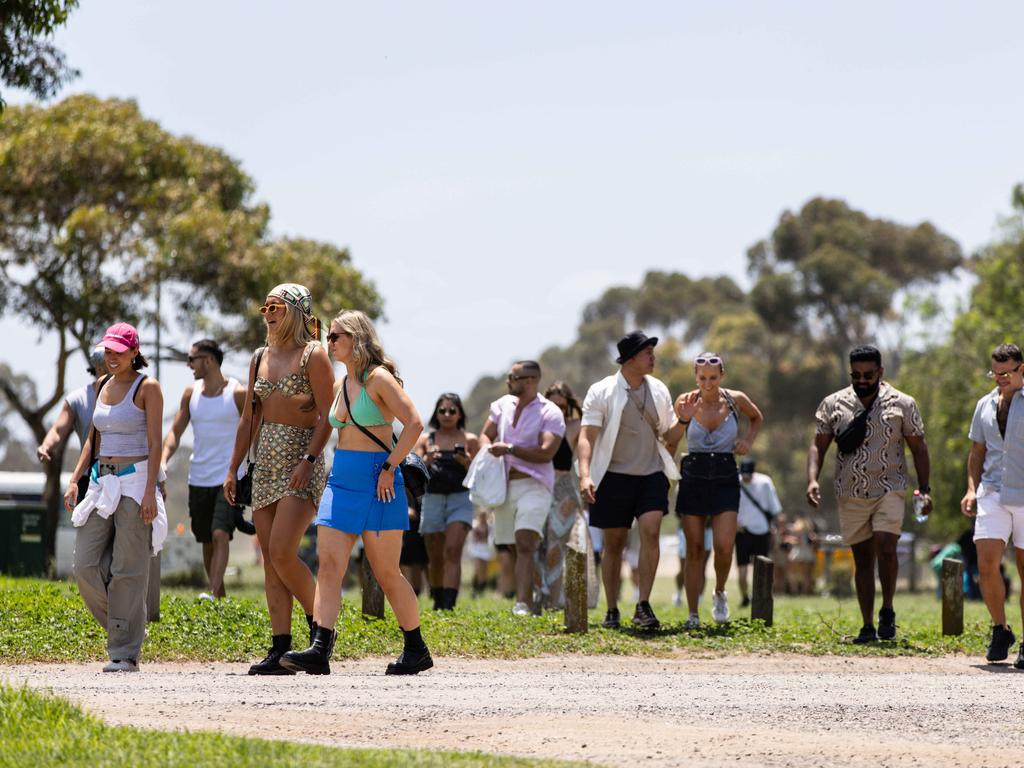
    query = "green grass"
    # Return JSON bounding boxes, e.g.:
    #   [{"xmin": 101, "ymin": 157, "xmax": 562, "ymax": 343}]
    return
[
  {"xmin": 0, "ymin": 575, "xmax": 998, "ymax": 662},
  {"xmin": 0, "ymin": 685, "xmax": 578, "ymax": 768}
]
